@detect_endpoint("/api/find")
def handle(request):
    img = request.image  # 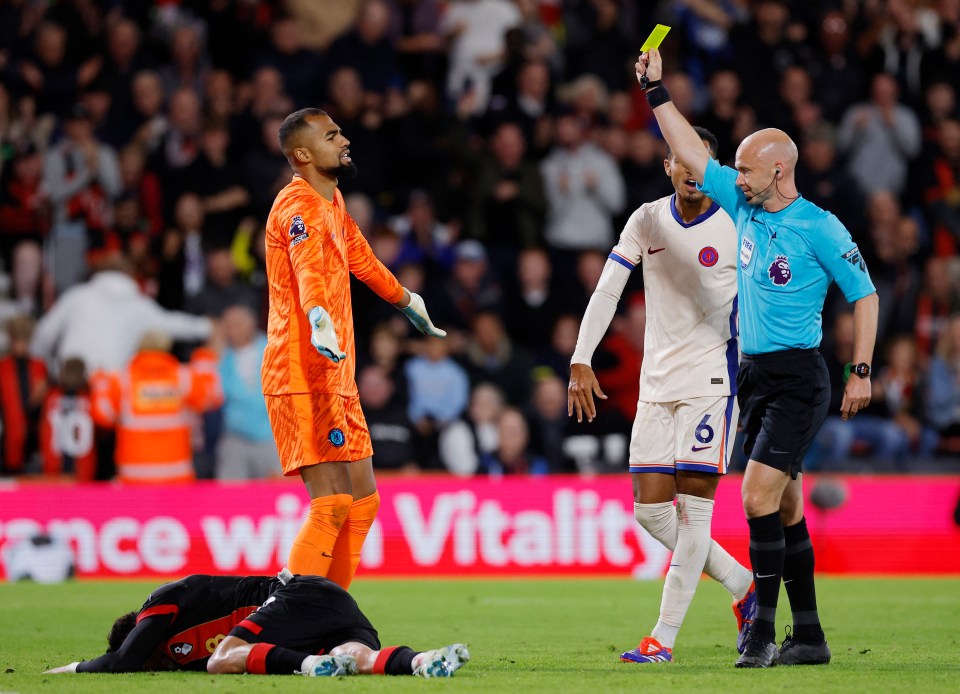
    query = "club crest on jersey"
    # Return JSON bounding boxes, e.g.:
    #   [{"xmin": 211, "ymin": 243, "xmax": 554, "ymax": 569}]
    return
[
  {"xmin": 289, "ymin": 215, "xmax": 309, "ymax": 247},
  {"xmin": 170, "ymin": 642, "xmax": 193, "ymax": 658},
  {"xmin": 768, "ymin": 254, "xmax": 792, "ymax": 286},
  {"xmin": 841, "ymin": 246, "xmax": 867, "ymax": 272},
  {"xmin": 329, "ymin": 428, "xmax": 345, "ymax": 447},
  {"xmin": 698, "ymin": 246, "xmax": 719, "ymax": 267}
]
